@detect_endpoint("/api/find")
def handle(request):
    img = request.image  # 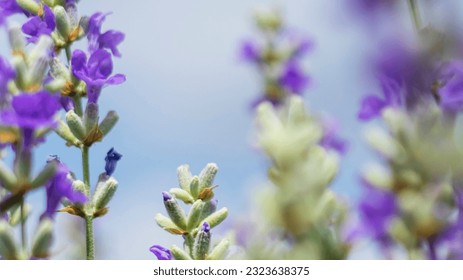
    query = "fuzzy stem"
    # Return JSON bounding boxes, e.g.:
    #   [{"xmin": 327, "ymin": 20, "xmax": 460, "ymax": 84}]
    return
[
  {"xmin": 20, "ymin": 198, "xmax": 26, "ymax": 251},
  {"xmin": 85, "ymin": 215, "xmax": 95, "ymax": 260},
  {"xmin": 65, "ymin": 45, "xmax": 72, "ymax": 63}
]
